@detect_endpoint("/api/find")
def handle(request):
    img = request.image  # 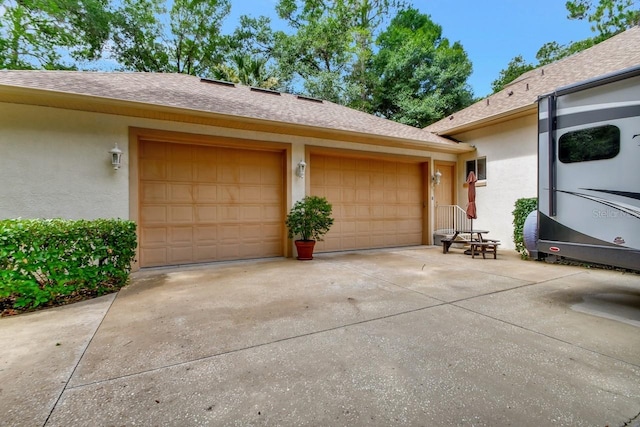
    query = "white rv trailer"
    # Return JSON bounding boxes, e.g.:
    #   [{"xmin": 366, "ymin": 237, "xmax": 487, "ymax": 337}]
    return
[{"xmin": 535, "ymin": 65, "xmax": 640, "ymax": 271}]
